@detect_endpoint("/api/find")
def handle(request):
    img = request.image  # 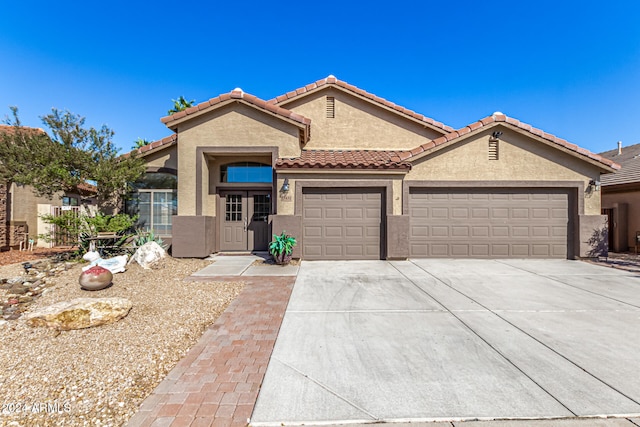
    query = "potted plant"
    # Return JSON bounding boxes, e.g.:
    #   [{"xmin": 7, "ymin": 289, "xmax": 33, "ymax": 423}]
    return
[{"xmin": 269, "ymin": 231, "xmax": 297, "ymax": 265}]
